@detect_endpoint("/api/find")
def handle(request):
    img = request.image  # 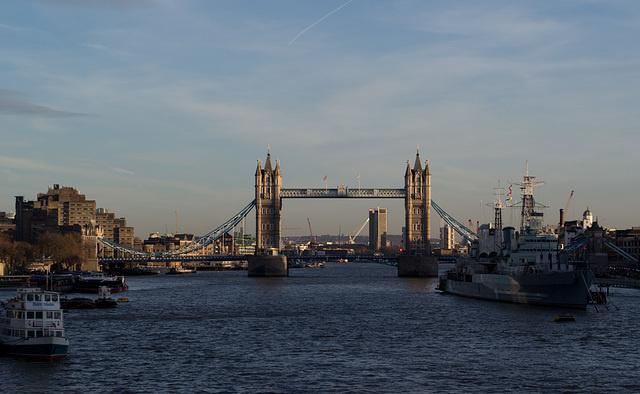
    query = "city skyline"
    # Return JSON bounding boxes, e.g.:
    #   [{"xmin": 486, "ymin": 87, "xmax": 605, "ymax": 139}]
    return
[{"xmin": 2, "ymin": 1, "xmax": 639, "ymax": 238}]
